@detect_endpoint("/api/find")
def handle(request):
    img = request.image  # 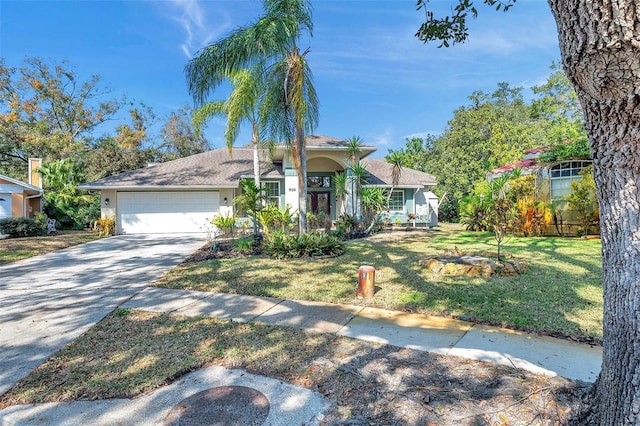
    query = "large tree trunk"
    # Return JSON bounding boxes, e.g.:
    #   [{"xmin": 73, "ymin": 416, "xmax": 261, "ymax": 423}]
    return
[{"xmin": 548, "ymin": 1, "xmax": 640, "ymax": 423}]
